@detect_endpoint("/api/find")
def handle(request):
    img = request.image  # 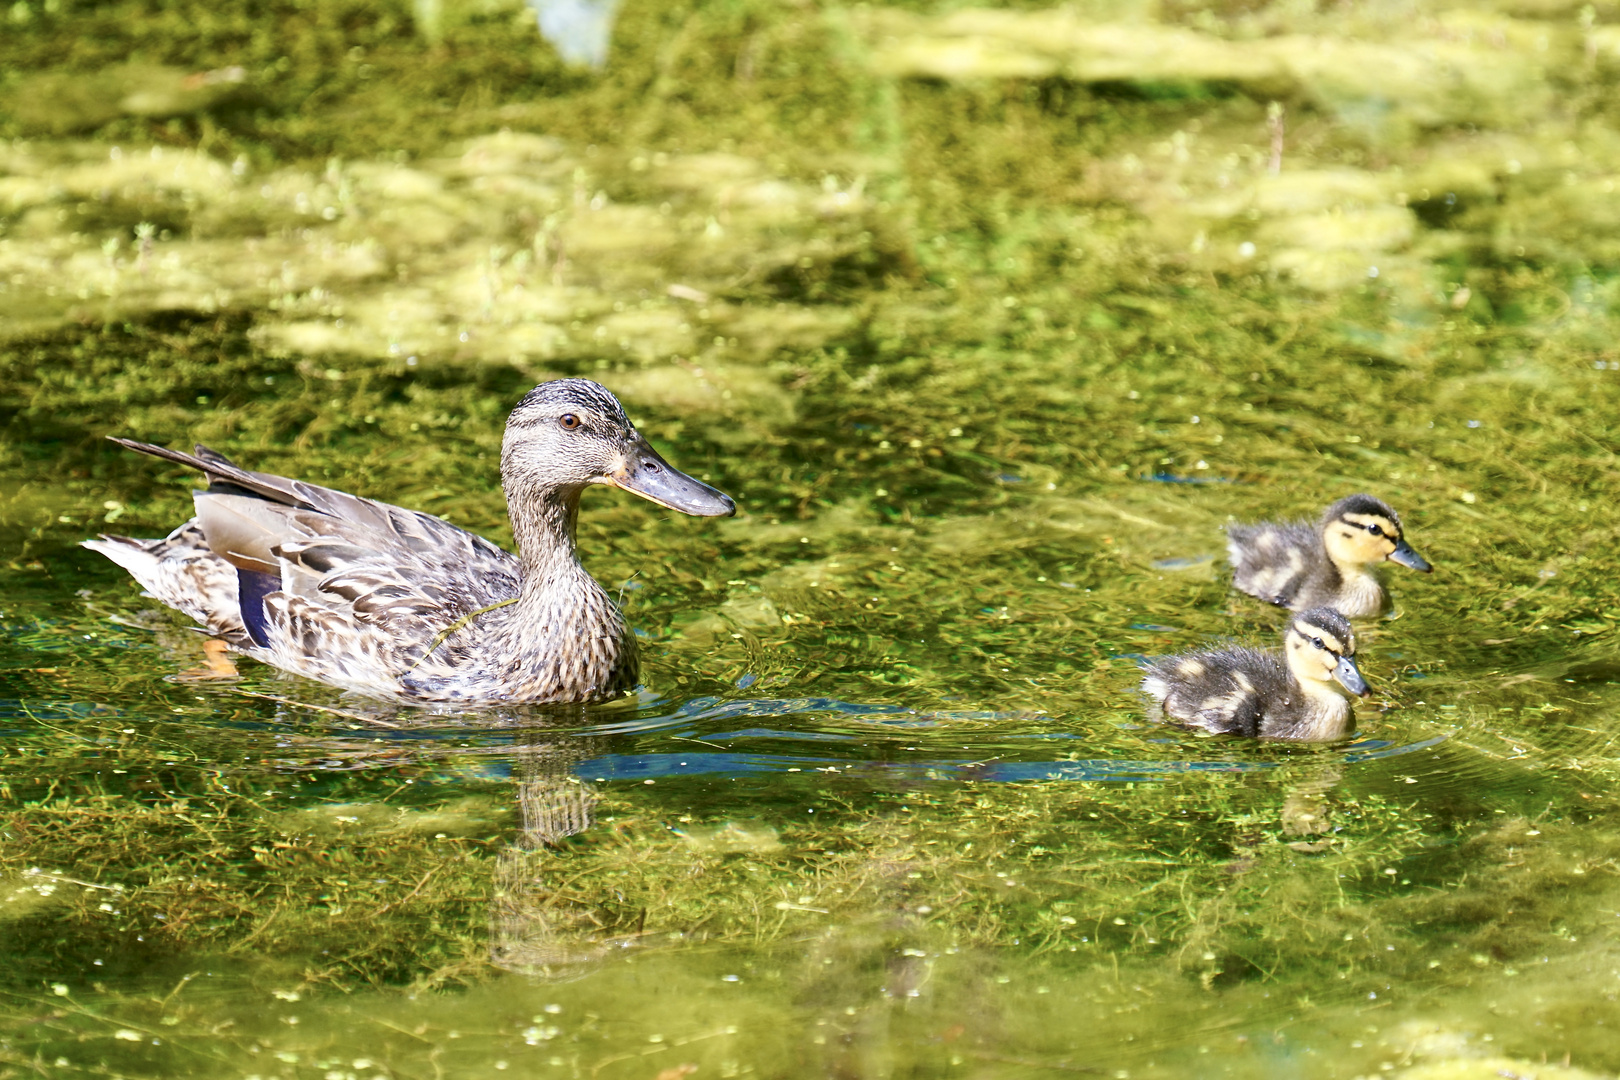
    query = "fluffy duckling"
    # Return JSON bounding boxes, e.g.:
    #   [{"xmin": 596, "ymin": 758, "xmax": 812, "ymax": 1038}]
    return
[
  {"xmin": 1141, "ymin": 608, "xmax": 1370, "ymax": 741},
  {"xmin": 1227, "ymin": 494, "xmax": 1431, "ymax": 617}
]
